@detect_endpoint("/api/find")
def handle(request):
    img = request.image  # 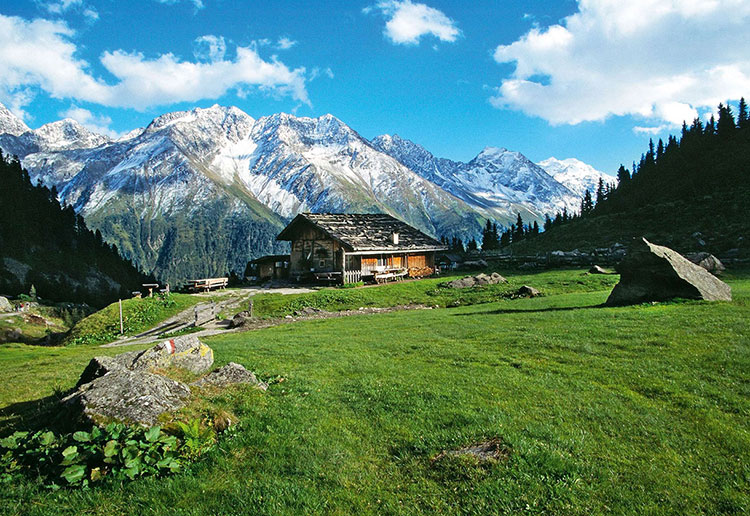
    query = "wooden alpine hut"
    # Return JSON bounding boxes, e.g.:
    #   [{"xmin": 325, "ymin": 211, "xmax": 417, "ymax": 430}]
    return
[{"xmin": 276, "ymin": 213, "xmax": 449, "ymax": 284}]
